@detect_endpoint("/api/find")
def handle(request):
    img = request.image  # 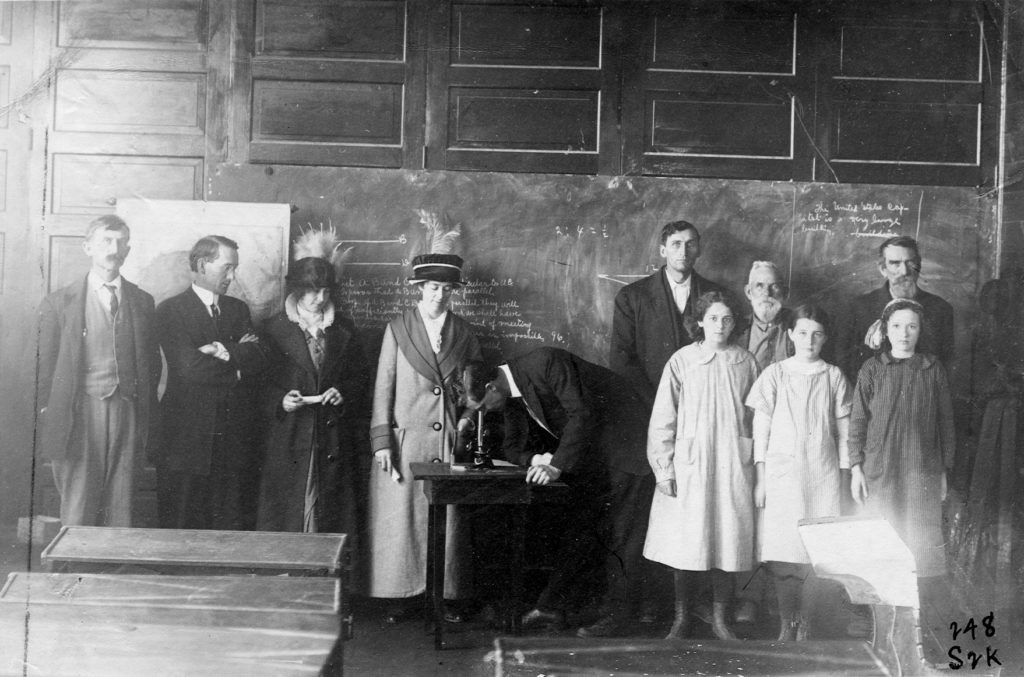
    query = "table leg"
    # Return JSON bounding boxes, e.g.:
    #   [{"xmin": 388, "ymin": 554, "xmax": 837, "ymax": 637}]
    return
[
  {"xmin": 510, "ymin": 505, "xmax": 526, "ymax": 635},
  {"xmin": 426, "ymin": 503, "xmax": 447, "ymax": 650}
]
